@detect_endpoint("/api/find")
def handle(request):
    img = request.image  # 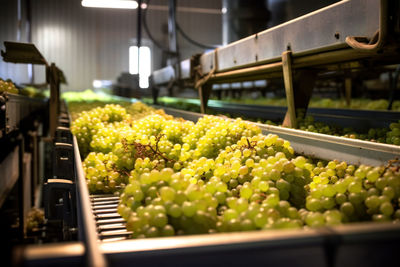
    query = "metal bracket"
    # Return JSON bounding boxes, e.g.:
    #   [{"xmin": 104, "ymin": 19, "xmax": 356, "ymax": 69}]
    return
[
  {"xmin": 282, "ymin": 51, "xmax": 318, "ymax": 128},
  {"xmin": 282, "ymin": 50, "xmax": 296, "ymax": 128},
  {"xmin": 194, "ymin": 50, "xmax": 218, "ymax": 113},
  {"xmin": 166, "ymin": 77, "xmax": 175, "ymax": 97},
  {"xmin": 1, "ymin": 41, "xmax": 48, "ymax": 65},
  {"xmin": 344, "ymin": 76, "xmax": 352, "ymax": 107},
  {"xmin": 47, "ymin": 64, "xmax": 60, "ymax": 138},
  {"xmin": 345, "ymin": 0, "xmax": 388, "ymax": 52},
  {"xmin": 1, "ymin": 42, "xmax": 63, "ymax": 139}
]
